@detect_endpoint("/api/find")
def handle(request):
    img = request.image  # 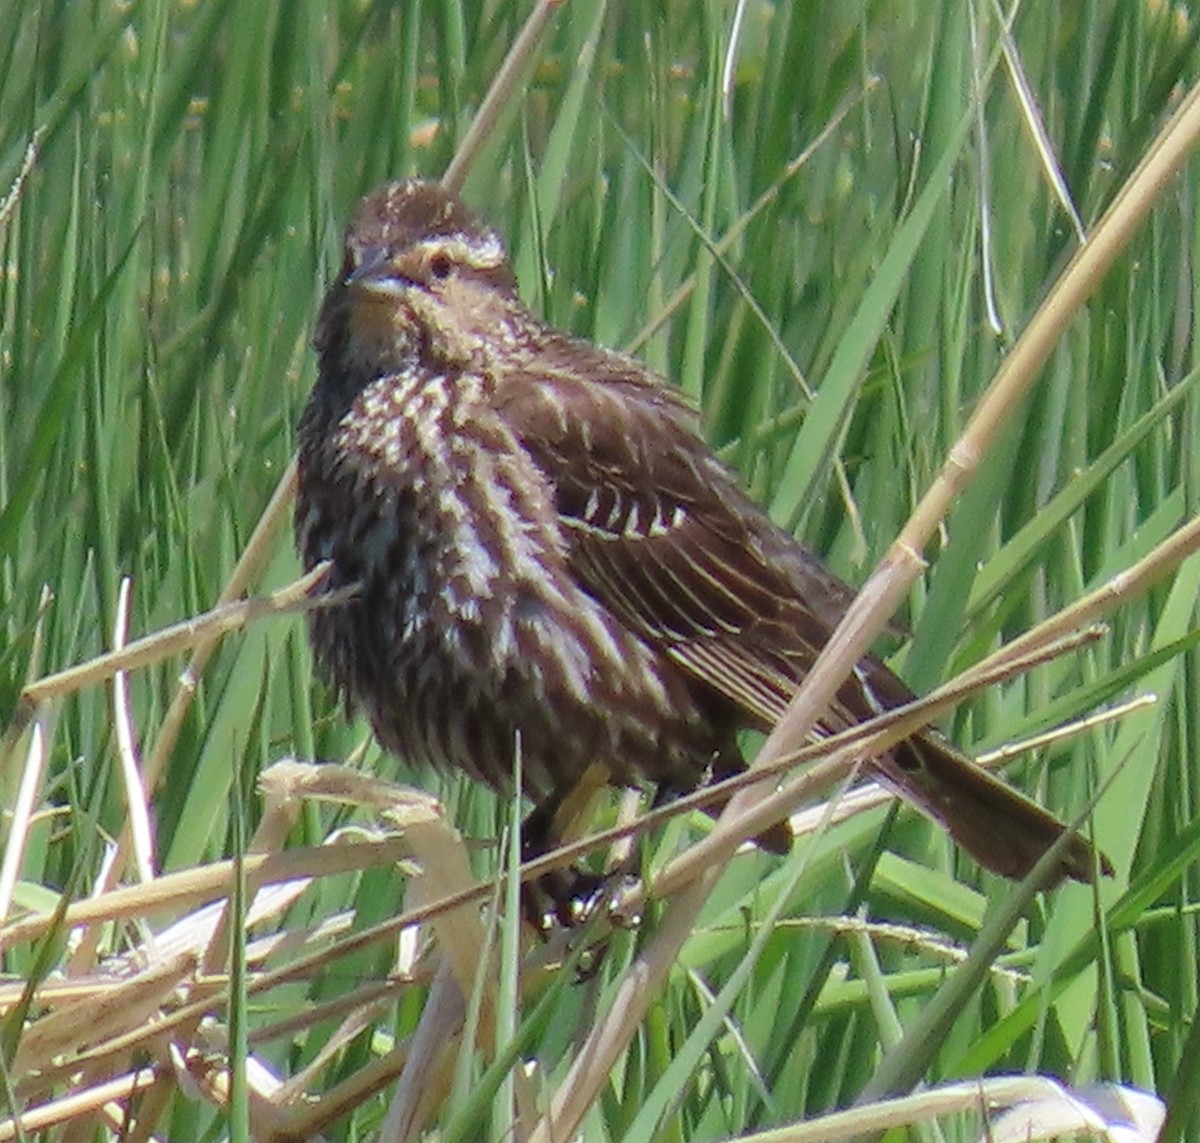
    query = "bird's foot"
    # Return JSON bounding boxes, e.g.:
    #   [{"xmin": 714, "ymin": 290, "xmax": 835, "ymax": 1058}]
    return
[{"xmin": 522, "ymin": 865, "xmax": 642, "ymax": 935}]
